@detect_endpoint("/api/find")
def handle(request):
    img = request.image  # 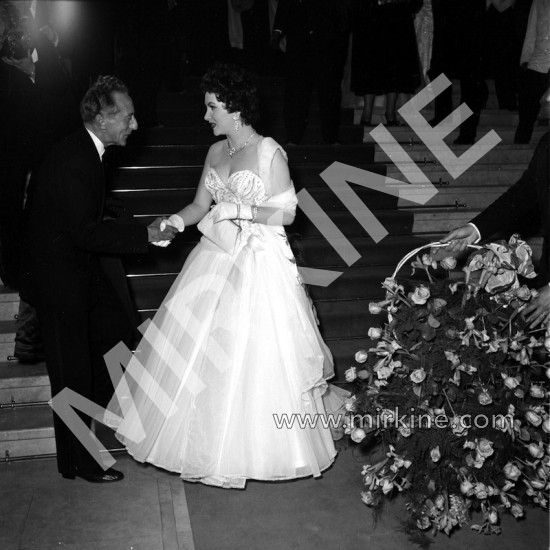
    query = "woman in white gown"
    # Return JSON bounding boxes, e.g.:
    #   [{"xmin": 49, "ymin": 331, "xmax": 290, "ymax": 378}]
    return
[{"xmin": 109, "ymin": 63, "xmax": 347, "ymax": 489}]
